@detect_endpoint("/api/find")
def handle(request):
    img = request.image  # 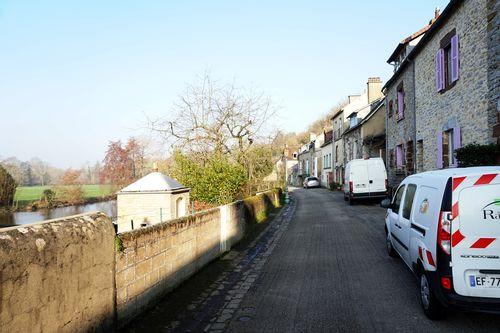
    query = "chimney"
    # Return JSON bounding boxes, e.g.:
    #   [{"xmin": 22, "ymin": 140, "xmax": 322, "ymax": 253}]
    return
[
  {"xmin": 367, "ymin": 77, "xmax": 383, "ymax": 104},
  {"xmin": 435, "ymin": 7, "xmax": 440, "ymax": 19}
]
